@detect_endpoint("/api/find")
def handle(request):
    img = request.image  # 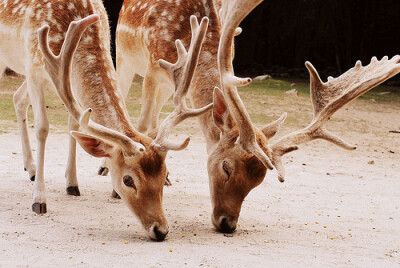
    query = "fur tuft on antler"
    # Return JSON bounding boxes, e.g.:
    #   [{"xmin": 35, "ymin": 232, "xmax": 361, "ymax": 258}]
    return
[{"xmin": 270, "ymin": 55, "xmax": 400, "ymax": 182}]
